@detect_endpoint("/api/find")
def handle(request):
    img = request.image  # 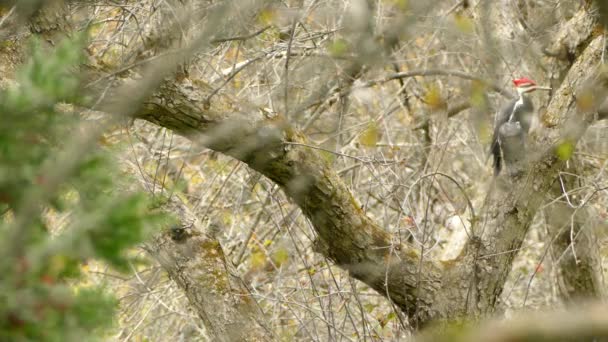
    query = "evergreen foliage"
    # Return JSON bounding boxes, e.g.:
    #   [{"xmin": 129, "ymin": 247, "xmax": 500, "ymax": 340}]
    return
[{"xmin": 0, "ymin": 36, "xmax": 163, "ymax": 341}]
